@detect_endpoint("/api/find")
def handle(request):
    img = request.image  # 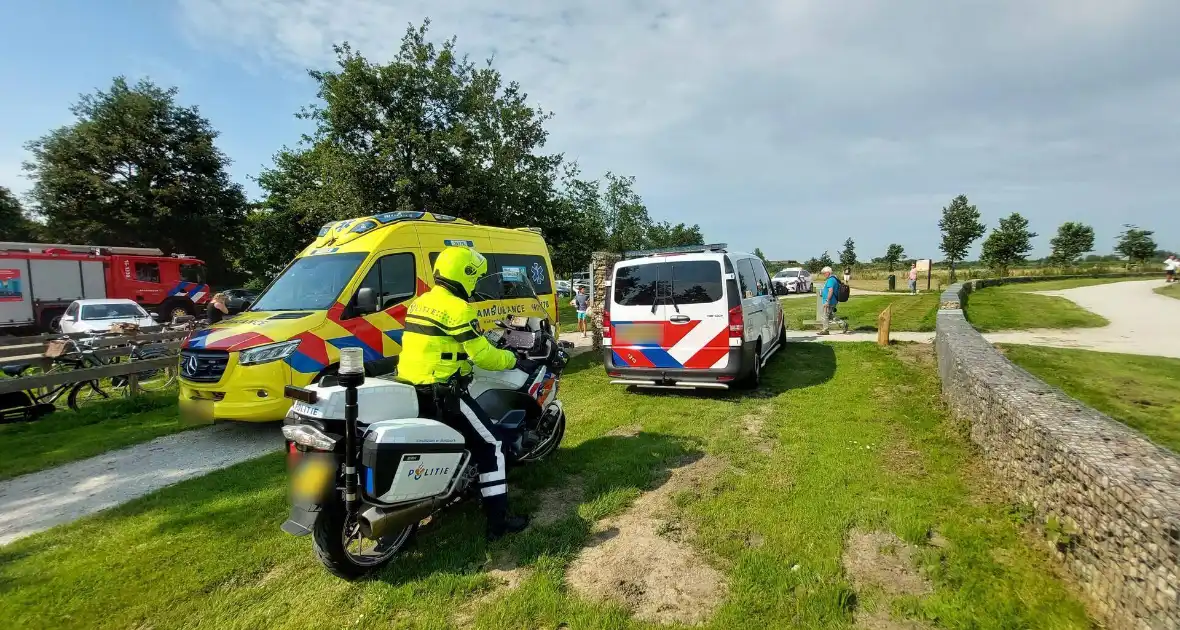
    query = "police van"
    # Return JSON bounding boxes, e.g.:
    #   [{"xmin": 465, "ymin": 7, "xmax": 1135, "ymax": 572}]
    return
[
  {"xmin": 179, "ymin": 211, "xmax": 557, "ymax": 423},
  {"xmin": 602, "ymin": 244, "xmax": 785, "ymax": 390}
]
